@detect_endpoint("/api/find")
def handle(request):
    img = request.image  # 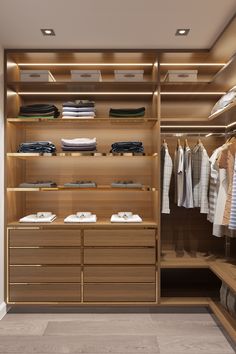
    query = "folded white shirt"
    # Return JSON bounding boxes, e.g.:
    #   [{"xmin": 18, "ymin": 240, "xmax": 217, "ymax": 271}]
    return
[
  {"xmin": 19, "ymin": 214, "xmax": 56, "ymax": 223},
  {"xmin": 64, "ymin": 214, "xmax": 97, "ymax": 223},
  {"xmin": 61, "ymin": 138, "xmax": 96, "ymax": 145},
  {"xmin": 110, "ymin": 214, "xmax": 142, "ymax": 223},
  {"xmin": 62, "ymin": 111, "xmax": 95, "ymax": 117}
]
